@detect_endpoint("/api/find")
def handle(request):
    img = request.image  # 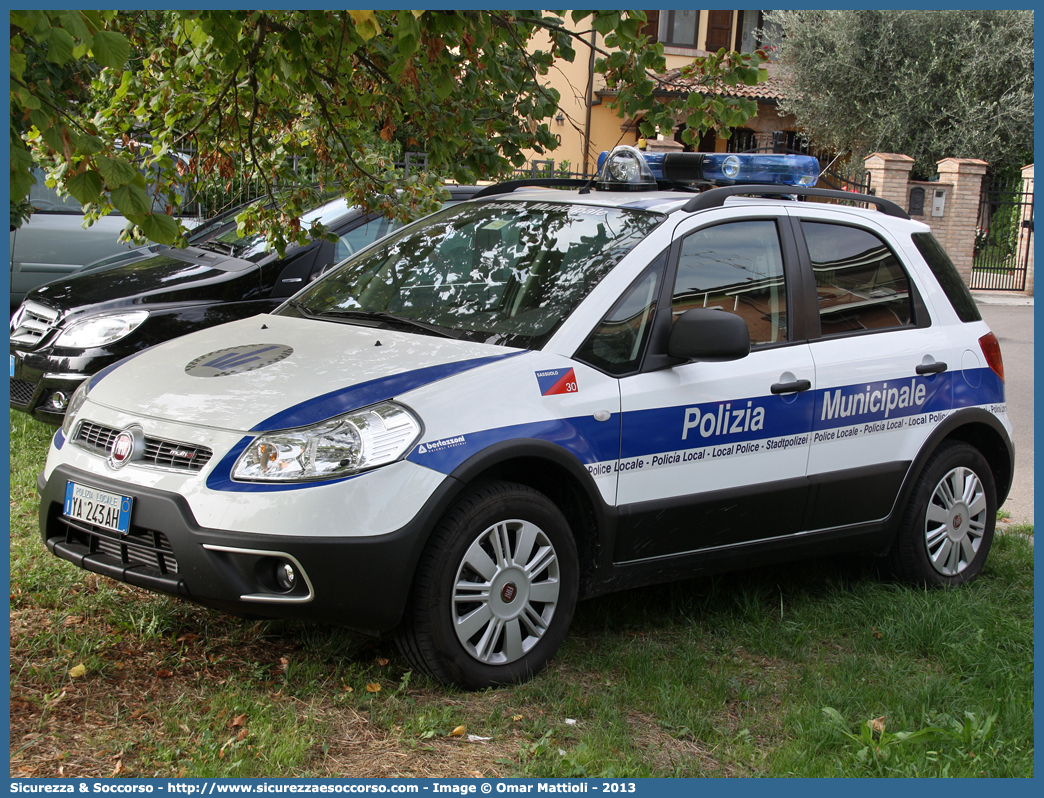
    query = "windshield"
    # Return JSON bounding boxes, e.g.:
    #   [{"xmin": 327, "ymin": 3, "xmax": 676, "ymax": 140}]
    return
[{"xmin": 278, "ymin": 200, "xmax": 664, "ymax": 349}]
